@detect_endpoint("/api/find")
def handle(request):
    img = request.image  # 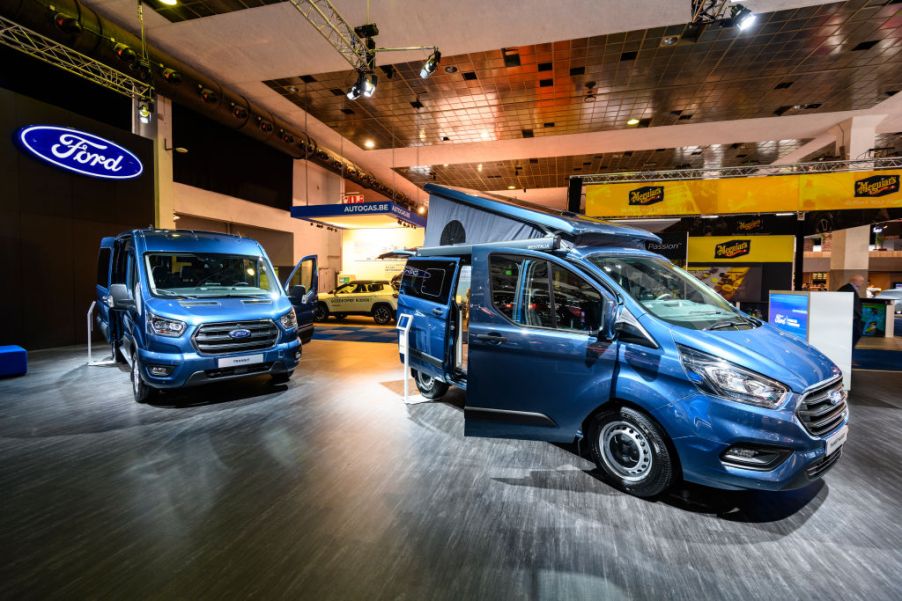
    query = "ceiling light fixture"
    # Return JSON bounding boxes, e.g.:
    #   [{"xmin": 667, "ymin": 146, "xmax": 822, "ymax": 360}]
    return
[
  {"xmin": 137, "ymin": 99, "xmax": 154, "ymax": 125},
  {"xmin": 627, "ymin": 118, "xmax": 640, "ymax": 126},
  {"xmin": 158, "ymin": 0, "xmax": 178, "ymax": 5},
  {"xmin": 420, "ymin": 48, "xmax": 441, "ymax": 79},
  {"xmin": 347, "ymin": 69, "xmax": 377, "ymax": 100},
  {"xmin": 364, "ymin": 139, "xmax": 375, "ymax": 149},
  {"xmin": 732, "ymin": 5, "xmax": 757, "ymax": 31}
]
